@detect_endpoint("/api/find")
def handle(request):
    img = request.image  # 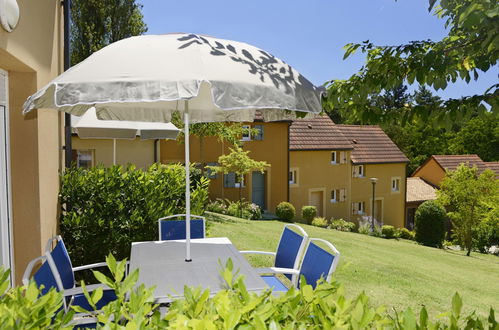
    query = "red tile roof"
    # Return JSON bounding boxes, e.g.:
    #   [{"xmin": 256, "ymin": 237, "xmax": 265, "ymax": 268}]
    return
[
  {"xmin": 432, "ymin": 155, "xmax": 488, "ymax": 173},
  {"xmin": 485, "ymin": 162, "xmax": 499, "ymax": 174},
  {"xmin": 335, "ymin": 125, "xmax": 409, "ymax": 164},
  {"xmin": 406, "ymin": 177, "xmax": 437, "ymax": 203},
  {"xmin": 289, "ymin": 115, "xmax": 353, "ymax": 150}
]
